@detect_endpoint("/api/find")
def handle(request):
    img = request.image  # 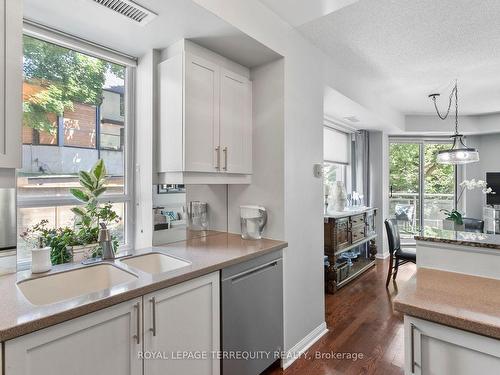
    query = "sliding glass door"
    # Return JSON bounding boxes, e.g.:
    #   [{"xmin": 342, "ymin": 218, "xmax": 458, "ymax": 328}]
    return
[
  {"xmin": 389, "ymin": 140, "xmax": 456, "ymax": 242},
  {"xmin": 423, "ymin": 143, "xmax": 456, "ymax": 230}
]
